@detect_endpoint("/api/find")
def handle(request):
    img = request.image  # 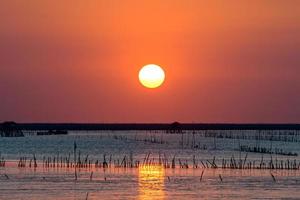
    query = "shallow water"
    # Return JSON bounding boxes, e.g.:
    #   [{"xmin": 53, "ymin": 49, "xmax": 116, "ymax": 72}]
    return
[
  {"xmin": 0, "ymin": 131, "xmax": 300, "ymax": 199},
  {"xmin": 1, "ymin": 131, "xmax": 299, "ymax": 162},
  {"xmin": 1, "ymin": 165, "xmax": 300, "ymax": 200}
]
